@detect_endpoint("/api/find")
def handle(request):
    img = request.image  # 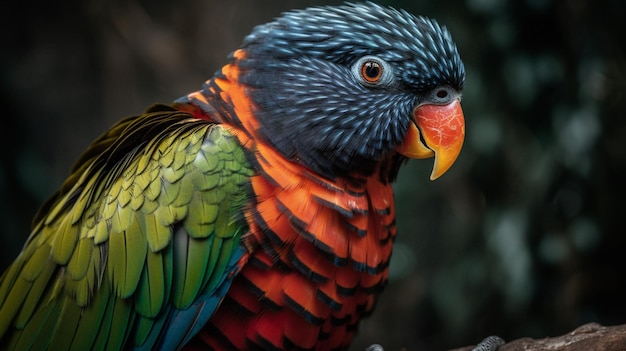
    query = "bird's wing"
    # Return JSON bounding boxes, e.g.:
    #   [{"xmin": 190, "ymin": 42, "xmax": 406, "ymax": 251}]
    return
[{"xmin": 0, "ymin": 104, "xmax": 254, "ymax": 350}]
